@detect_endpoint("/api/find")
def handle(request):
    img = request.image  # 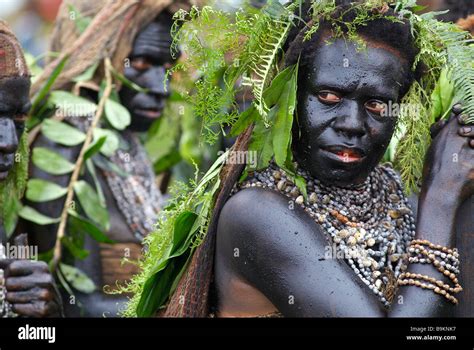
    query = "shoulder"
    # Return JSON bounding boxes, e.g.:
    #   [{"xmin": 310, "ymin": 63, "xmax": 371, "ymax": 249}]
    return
[
  {"xmin": 216, "ymin": 186, "xmax": 320, "ymax": 264},
  {"xmin": 218, "ymin": 187, "xmax": 295, "ymax": 238}
]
